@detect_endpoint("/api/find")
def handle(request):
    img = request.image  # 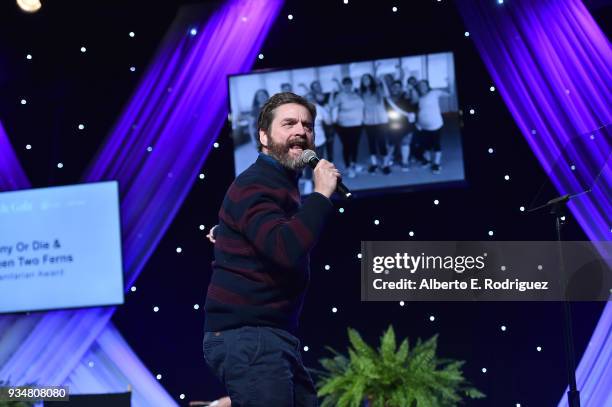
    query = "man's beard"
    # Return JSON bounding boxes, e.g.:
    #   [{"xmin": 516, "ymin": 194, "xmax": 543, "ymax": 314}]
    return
[{"xmin": 267, "ymin": 136, "xmax": 315, "ymax": 171}]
